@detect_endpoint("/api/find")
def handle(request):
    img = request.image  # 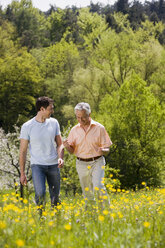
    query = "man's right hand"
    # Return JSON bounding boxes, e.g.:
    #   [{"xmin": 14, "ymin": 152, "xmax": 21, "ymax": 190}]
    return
[
  {"xmin": 63, "ymin": 139, "xmax": 74, "ymax": 154},
  {"xmin": 63, "ymin": 139, "xmax": 70, "ymax": 148},
  {"xmin": 20, "ymin": 173, "xmax": 27, "ymax": 185}
]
